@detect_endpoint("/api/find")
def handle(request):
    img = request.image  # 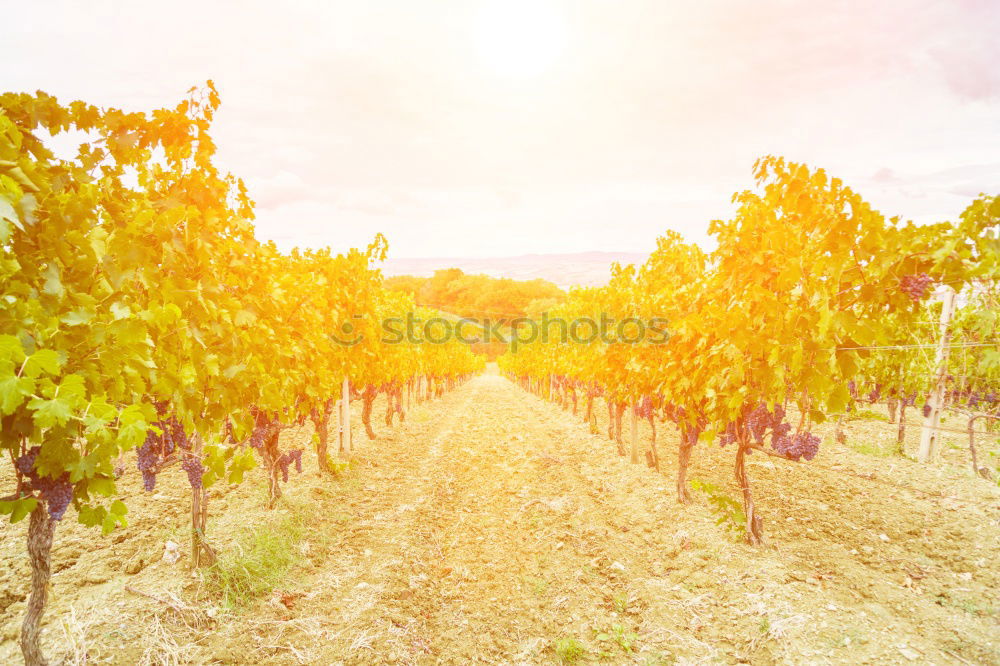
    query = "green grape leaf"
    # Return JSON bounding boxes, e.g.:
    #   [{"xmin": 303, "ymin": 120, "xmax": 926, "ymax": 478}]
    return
[
  {"xmin": 0, "ymin": 372, "xmax": 34, "ymax": 415},
  {"xmin": 23, "ymin": 349, "xmax": 62, "ymax": 378},
  {"xmin": 116, "ymin": 404, "xmax": 150, "ymax": 450},
  {"xmin": 0, "ymin": 497, "xmax": 38, "ymax": 523},
  {"xmin": 27, "ymin": 394, "xmax": 74, "ymax": 428}
]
